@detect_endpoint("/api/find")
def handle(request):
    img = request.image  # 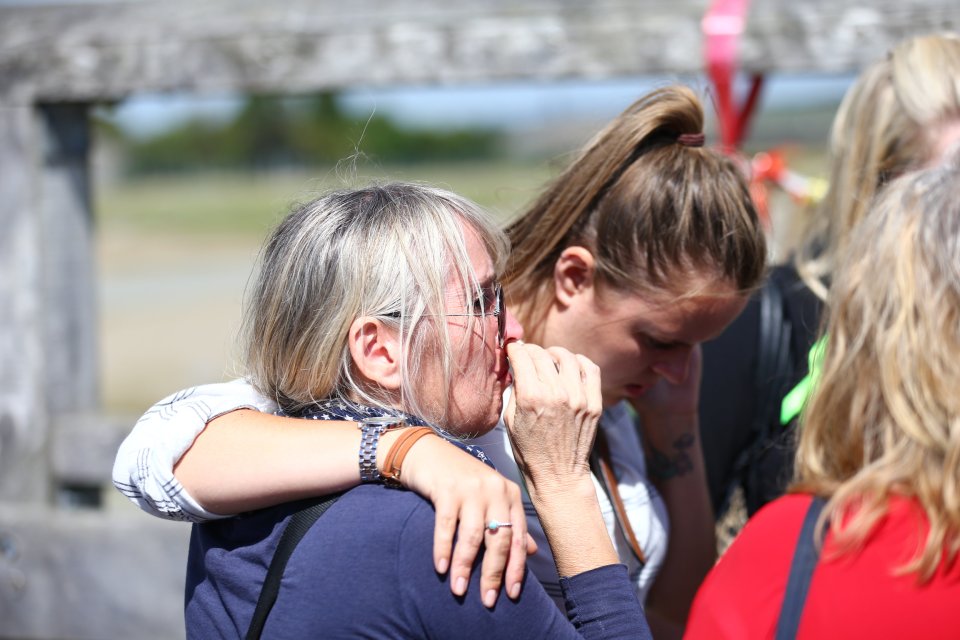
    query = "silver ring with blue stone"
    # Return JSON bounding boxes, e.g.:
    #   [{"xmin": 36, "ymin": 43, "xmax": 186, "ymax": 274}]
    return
[{"xmin": 486, "ymin": 520, "xmax": 513, "ymax": 532}]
